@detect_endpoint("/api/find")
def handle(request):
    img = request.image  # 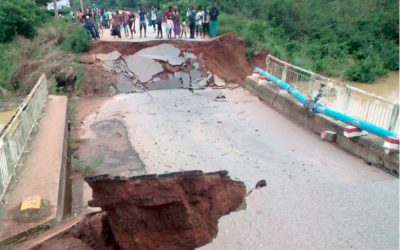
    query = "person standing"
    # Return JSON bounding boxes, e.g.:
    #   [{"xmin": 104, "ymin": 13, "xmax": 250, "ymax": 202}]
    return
[
  {"xmin": 164, "ymin": 6, "xmax": 174, "ymax": 39},
  {"xmin": 151, "ymin": 6, "xmax": 157, "ymax": 32},
  {"xmin": 122, "ymin": 10, "xmax": 129, "ymax": 37},
  {"xmin": 180, "ymin": 18, "xmax": 187, "ymax": 38},
  {"xmin": 129, "ymin": 10, "xmax": 136, "ymax": 39},
  {"xmin": 202, "ymin": 7, "xmax": 210, "ymax": 38},
  {"xmin": 172, "ymin": 6, "xmax": 180, "ymax": 39},
  {"xmin": 138, "ymin": 5, "xmax": 147, "ymax": 38},
  {"xmin": 102, "ymin": 9, "xmax": 109, "ymax": 28},
  {"xmin": 114, "ymin": 9, "xmax": 122, "ymax": 39},
  {"xmin": 188, "ymin": 7, "xmax": 196, "ymax": 39},
  {"xmin": 195, "ymin": 6, "xmax": 202, "ymax": 38},
  {"xmin": 156, "ymin": 7, "xmax": 163, "ymax": 38},
  {"xmin": 209, "ymin": 3, "xmax": 219, "ymax": 38}
]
